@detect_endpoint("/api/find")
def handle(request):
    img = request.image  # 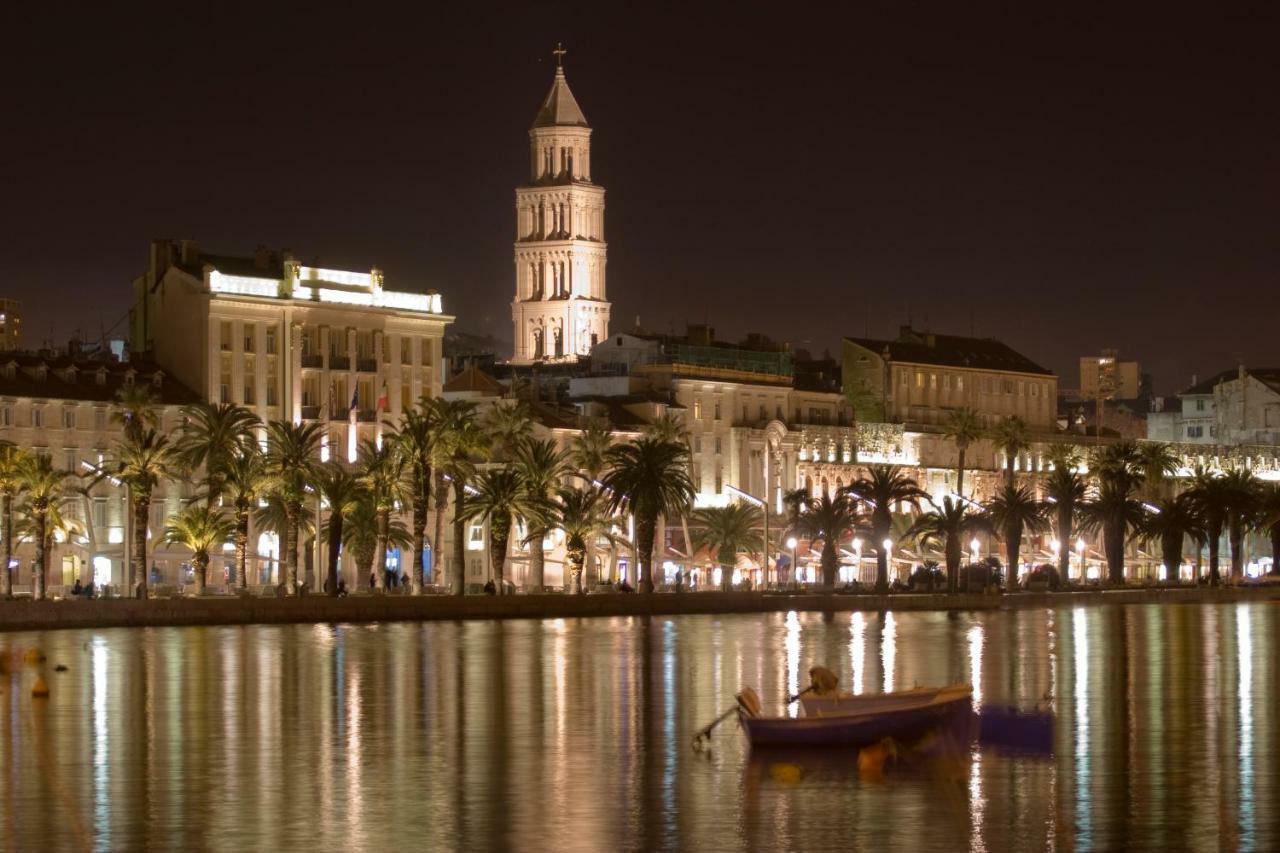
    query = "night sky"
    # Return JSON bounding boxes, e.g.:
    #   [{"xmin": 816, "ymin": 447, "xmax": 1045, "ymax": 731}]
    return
[{"xmin": 3, "ymin": 4, "xmax": 1277, "ymax": 393}]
